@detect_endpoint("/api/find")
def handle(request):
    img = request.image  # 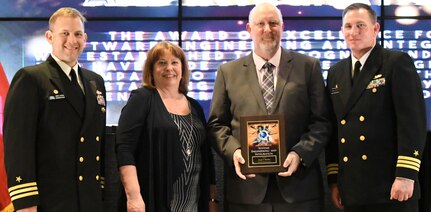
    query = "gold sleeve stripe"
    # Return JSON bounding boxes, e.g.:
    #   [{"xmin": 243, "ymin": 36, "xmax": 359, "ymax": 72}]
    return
[
  {"xmin": 8, "ymin": 182, "xmax": 37, "ymax": 192},
  {"xmin": 327, "ymin": 163, "xmax": 338, "ymax": 168},
  {"xmin": 396, "ymin": 164, "xmax": 420, "ymax": 172},
  {"xmin": 327, "ymin": 164, "xmax": 339, "ymax": 175},
  {"xmin": 327, "ymin": 167, "xmax": 338, "ymax": 172},
  {"xmin": 327, "ymin": 171, "xmax": 338, "ymax": 175},
  {"xmin": 10, "ymin": 191, "xmax": 39, "ymax": 202},
  {"xmin": 9, "ymin": 186, "xmax": 38, "ymax": 197},
  {"xmin": 397, "ymin": 160, "xmax": 421, "ymax": 169},
  {"xmin": 398, "ymin": 156, "xmax": 421, "ymax": 164}
]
